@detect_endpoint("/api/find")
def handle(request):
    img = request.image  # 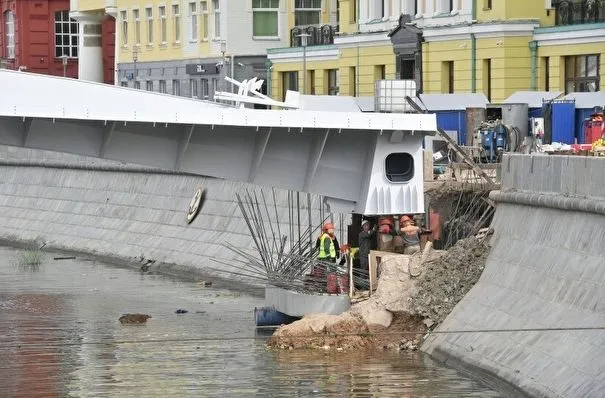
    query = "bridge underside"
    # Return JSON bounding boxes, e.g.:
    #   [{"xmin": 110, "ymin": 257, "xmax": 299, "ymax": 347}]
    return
[{"xmin": 0, "ymin": 116, "xmax": 377, "ymax": 206}]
